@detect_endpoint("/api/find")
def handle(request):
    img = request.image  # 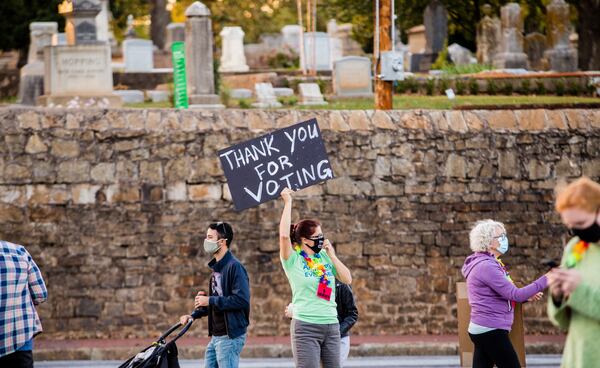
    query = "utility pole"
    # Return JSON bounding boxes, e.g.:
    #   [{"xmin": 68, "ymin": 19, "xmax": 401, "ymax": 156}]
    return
[{"xmin": 375, "ymin": 0, "xmax": 393, "ymax": 110}]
